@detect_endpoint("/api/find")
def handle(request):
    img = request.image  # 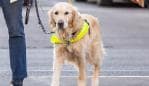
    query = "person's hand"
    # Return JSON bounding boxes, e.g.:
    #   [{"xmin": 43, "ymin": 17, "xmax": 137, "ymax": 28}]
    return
[{"xmin": 10, "ymin": 0, "xmax": 18, "ymax": 4}]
